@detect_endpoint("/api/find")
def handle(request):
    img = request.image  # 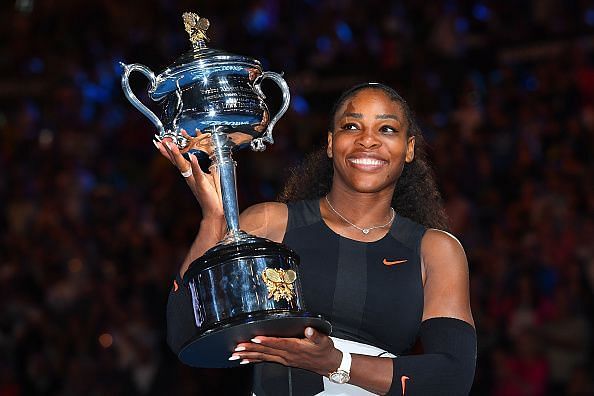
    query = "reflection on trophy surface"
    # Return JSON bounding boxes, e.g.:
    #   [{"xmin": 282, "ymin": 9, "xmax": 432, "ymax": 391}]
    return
[{"xmin": 120, "ymin": 11, "xmax": 330, "ymax": 368}]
